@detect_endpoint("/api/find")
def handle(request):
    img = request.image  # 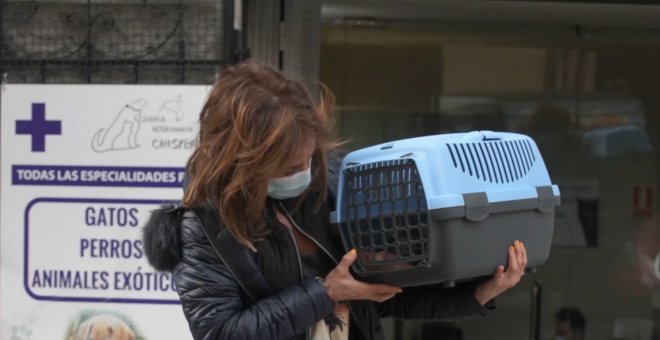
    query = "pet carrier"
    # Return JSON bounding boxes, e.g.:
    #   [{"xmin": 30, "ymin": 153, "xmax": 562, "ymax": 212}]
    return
[{"xmin": 333, "ymin": 131, "xmax": 560, "ymax": 287}]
